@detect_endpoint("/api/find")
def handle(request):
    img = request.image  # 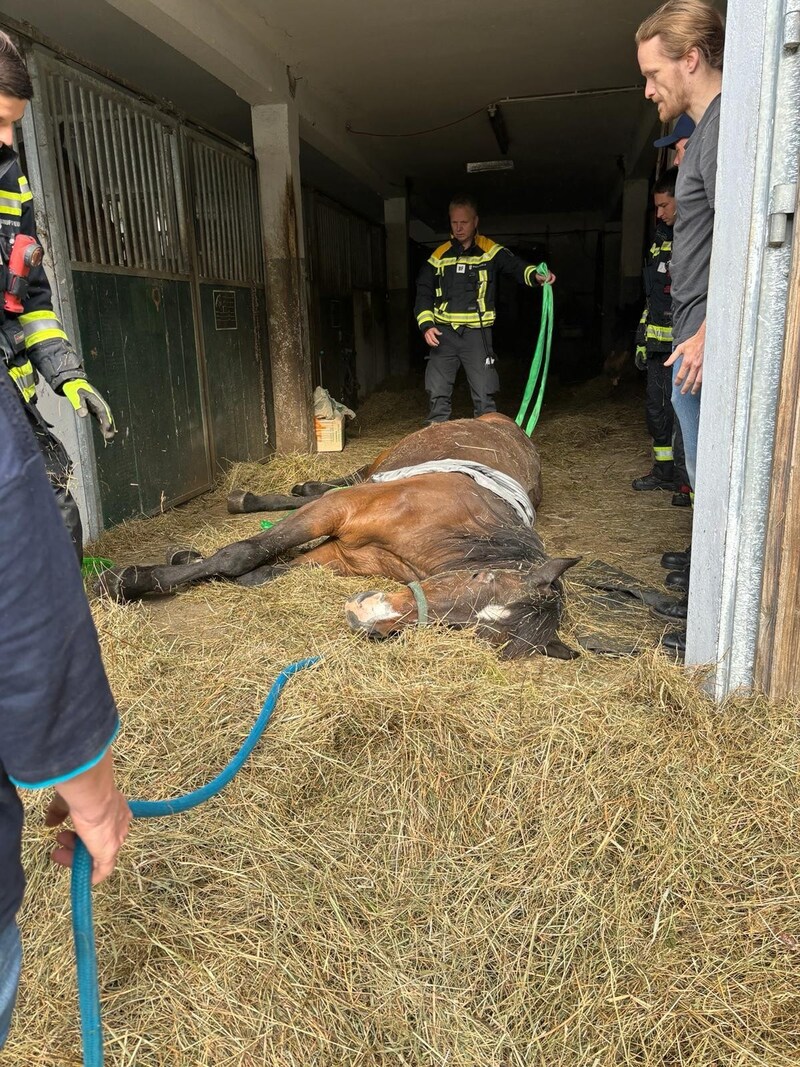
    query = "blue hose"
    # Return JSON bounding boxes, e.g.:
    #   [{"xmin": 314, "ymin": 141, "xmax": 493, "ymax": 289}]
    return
[{"xmin": 70, "ymin": 656, "xmax": 320, "ymax": 1067}]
